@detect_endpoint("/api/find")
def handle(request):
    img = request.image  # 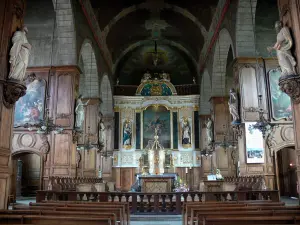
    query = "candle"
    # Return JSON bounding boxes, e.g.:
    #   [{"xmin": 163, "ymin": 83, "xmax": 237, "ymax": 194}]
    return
[{"xmin": 185, "ymin": 168, "xmax": 188, "ymax": 174}]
